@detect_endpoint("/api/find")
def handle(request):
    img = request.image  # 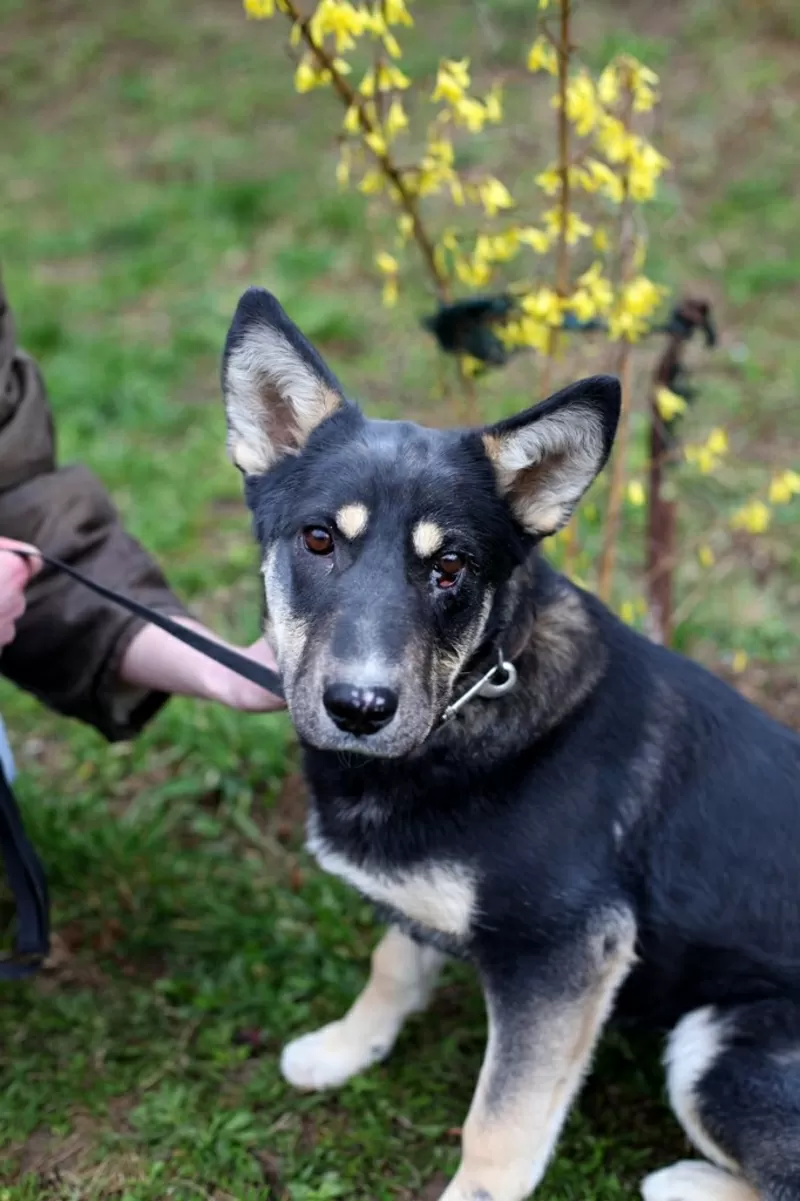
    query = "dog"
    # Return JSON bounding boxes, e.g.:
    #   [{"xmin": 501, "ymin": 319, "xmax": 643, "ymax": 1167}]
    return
[{"xmin": 221, "ymin": 287, "xmax": 800, "ymax": 1201}]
